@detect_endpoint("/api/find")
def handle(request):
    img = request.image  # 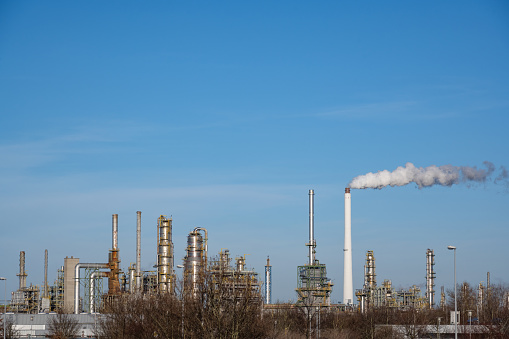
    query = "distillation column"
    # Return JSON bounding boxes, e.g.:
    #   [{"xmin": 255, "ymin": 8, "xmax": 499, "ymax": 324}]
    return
[
  {"xmin": 184, "ymin": 228, "xmax": 206, "ymax": 295},
  {"xmin": 264, "ymin": 256, "xmax": 272, "ymax": 304},
  {"xmin": 343, "ymin": 188, "xmax": 353, "ymax": 305},
  {"xmin": 426, "ymin": 249, "xmax": 435, "ymax": 308},
  {"xmin": 364, "ymin": 250, "xmax": 376, "ymax": 289},
  {"xmin": 157, "ymin": 216, "xmax": 174, "ymax": 293}
]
